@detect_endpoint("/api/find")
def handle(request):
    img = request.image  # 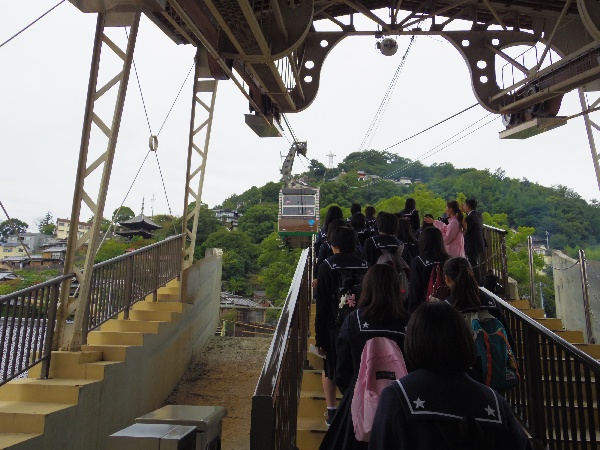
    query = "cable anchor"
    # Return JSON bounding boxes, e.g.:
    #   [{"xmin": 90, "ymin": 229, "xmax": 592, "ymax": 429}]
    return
[{"xmin": 149, "ymin": 135, "xmax": 158, "ymax": 152}]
